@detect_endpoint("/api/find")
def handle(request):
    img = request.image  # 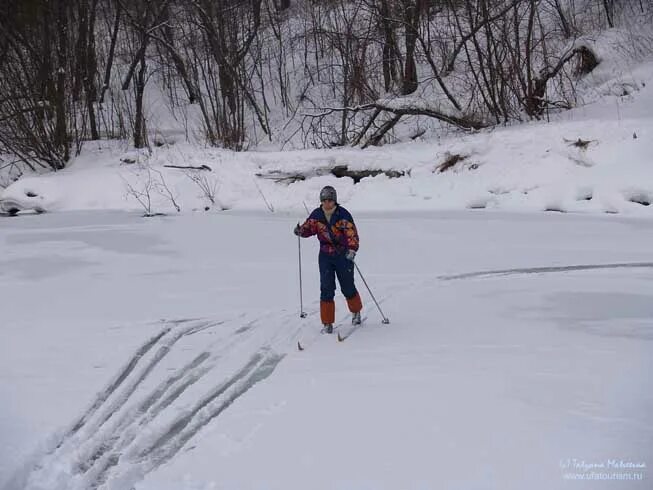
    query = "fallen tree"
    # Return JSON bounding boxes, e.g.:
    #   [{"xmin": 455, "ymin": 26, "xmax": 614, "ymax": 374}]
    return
[{"xmin": 304, "ymin": 99, "xmax": 488, "ymax": 149}]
